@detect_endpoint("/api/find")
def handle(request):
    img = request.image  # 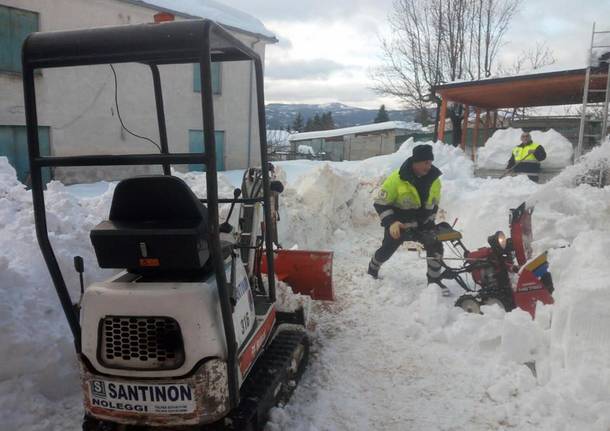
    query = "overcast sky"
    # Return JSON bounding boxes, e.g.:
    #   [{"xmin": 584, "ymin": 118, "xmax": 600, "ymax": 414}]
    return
[{"xmin": 223, "ymin": 0, "xmax": 610, "ymax": 109}]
